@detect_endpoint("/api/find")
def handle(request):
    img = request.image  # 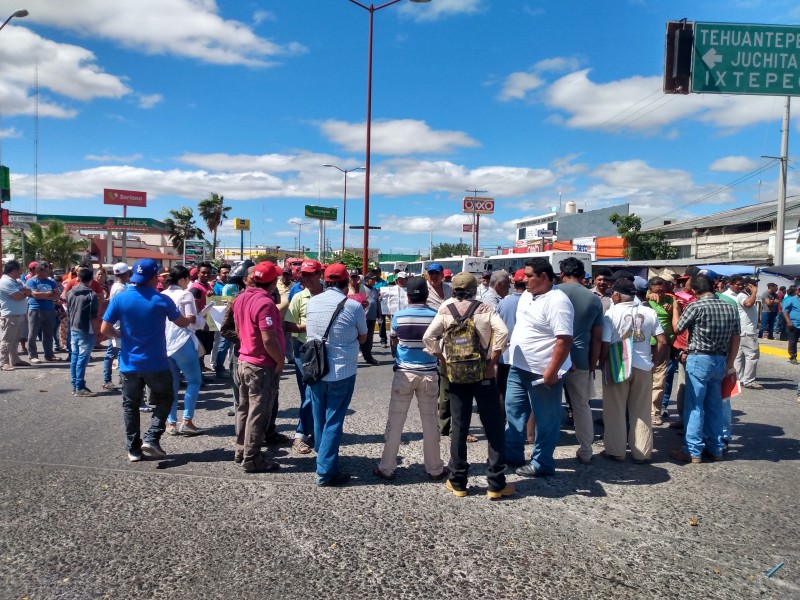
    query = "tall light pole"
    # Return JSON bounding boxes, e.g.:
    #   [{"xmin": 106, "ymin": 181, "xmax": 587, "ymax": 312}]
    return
[
  {"xmin": 0, "ymin": 9, "xmax": 27, "ymax": 258},
  {"xmin": 292, "ymin": 219, "xmax": 311, "ymax": 255},
  {"xmin": 347, "ymin": 0, "xmax": 430, "ymax": 275},
  {"xmin": 323, "ymin": 163, "xmax": 365, "ymax": 253}
]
